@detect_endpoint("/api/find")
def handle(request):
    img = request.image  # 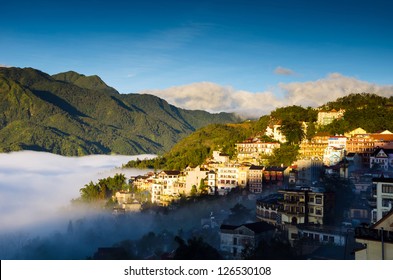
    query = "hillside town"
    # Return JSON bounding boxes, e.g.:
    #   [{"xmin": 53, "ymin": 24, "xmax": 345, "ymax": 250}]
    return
[{"xmin": 107, "ymin": 108, "xmax": 393, "ymax": 260}]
